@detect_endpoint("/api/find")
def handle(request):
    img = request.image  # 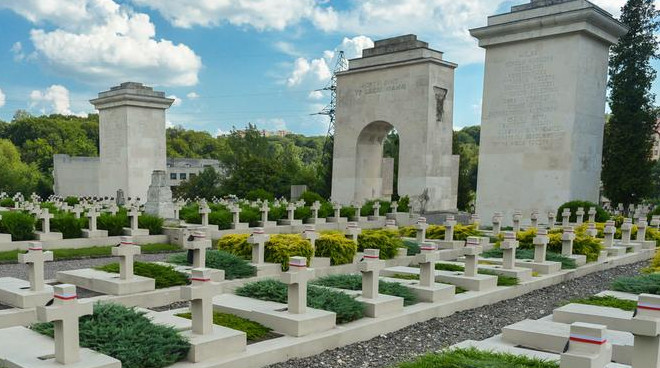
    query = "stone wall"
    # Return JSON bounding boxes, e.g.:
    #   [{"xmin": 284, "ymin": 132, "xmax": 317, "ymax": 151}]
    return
[{"xmin": 53, "ymin": 154, "xmax": 99, "ymax": 197}]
